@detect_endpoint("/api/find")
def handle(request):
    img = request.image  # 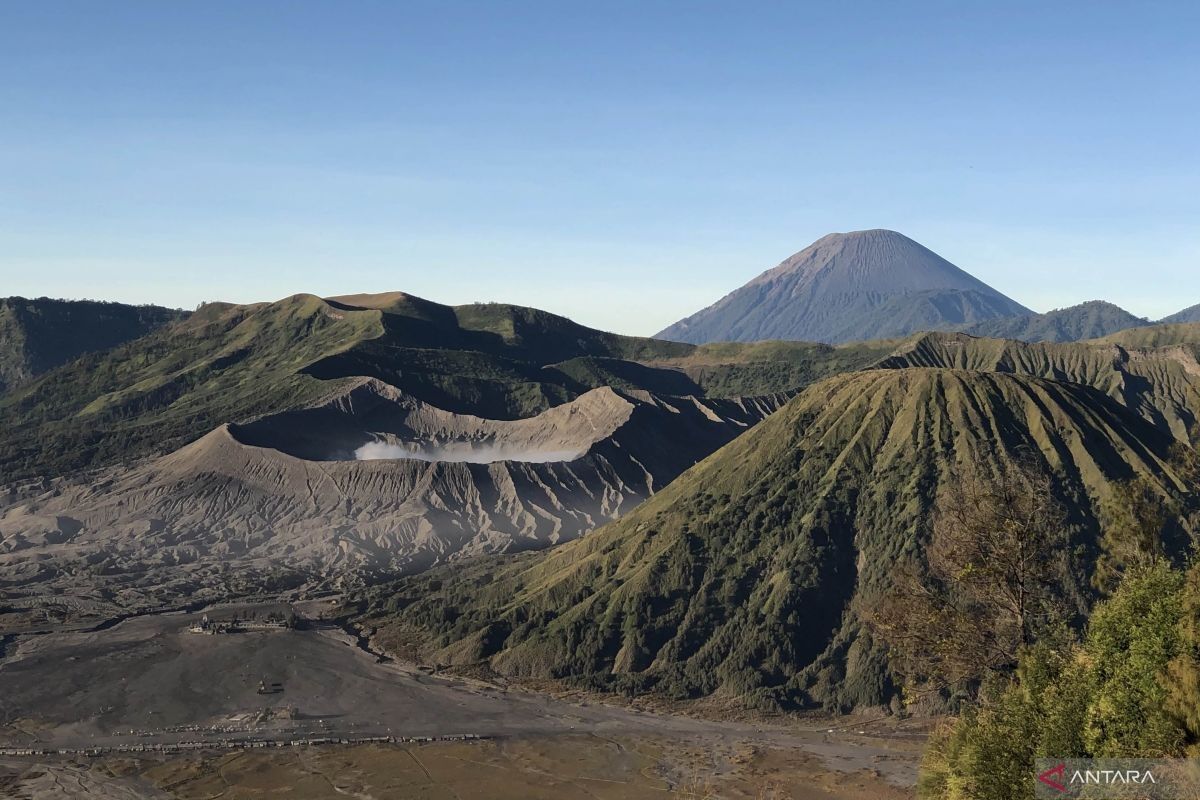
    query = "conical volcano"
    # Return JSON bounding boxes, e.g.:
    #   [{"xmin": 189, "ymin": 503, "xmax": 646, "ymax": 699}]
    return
[{"xmin": 657, "ymin": 229, "xmax": 1030, "ymax": 344}]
